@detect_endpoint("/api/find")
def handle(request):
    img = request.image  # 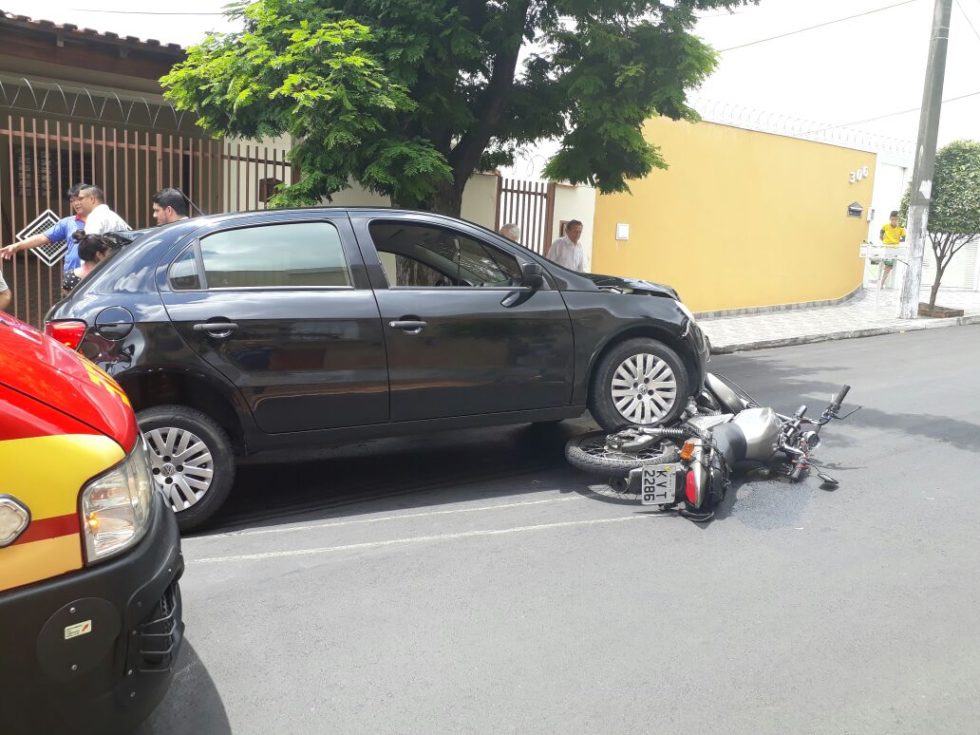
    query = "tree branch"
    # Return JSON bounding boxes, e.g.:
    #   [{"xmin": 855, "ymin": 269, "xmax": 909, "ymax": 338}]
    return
[{"xmin": 448, "ymin": 0, "xmax": 530, "ymax": 187}]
